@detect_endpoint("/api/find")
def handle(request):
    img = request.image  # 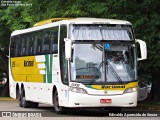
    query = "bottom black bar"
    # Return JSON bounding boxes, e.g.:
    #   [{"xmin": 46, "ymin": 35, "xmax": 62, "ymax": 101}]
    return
[{"xmin": 0, "ymin": 110, "xmax": 159, "ymax": 117}]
